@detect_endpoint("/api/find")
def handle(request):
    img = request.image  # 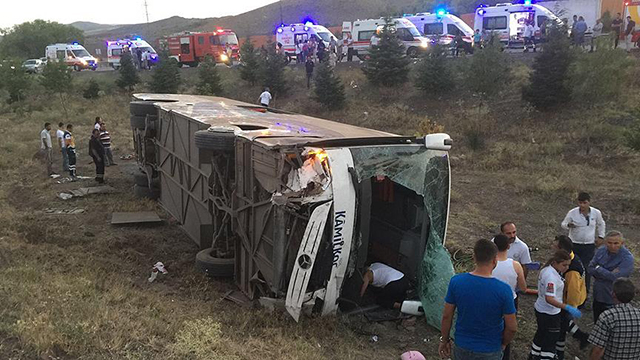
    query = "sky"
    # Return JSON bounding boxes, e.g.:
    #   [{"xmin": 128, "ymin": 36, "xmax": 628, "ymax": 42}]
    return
[{"xmin": 0, "ymin": 0, "xmax": 279, "ymax": 29}]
